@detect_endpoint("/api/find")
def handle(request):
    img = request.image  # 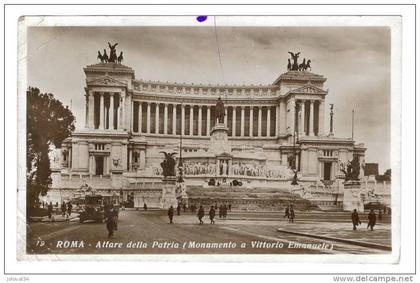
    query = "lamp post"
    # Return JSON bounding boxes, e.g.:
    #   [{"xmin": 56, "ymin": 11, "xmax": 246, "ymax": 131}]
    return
[
  {"xmin": 177, "ymin": 120, "xmax": 184, "ymax": 183},
  {"xmin": 291, "ymin": 101, "xmax": 299, "ymax": 186}
]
